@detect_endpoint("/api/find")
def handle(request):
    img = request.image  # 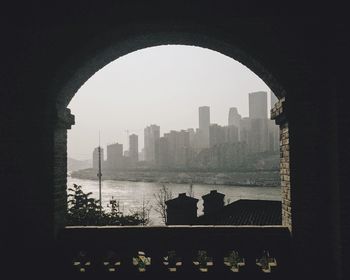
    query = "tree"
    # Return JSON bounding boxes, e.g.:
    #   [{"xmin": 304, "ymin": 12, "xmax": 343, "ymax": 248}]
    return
[
  {"xmin": 129, "ymin": 197, "xmax": 152, "ymax": 226},
  {"xmin": 153, "ymin": 184, "xmax": 173, "ymax": 224},
  {"xmin": 67, "ymin": 184, "xmax": 102, "ymax": 225},
  {"xmin": 67, "ymin": 184, "xmax": 152, "ymax": 226}
]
